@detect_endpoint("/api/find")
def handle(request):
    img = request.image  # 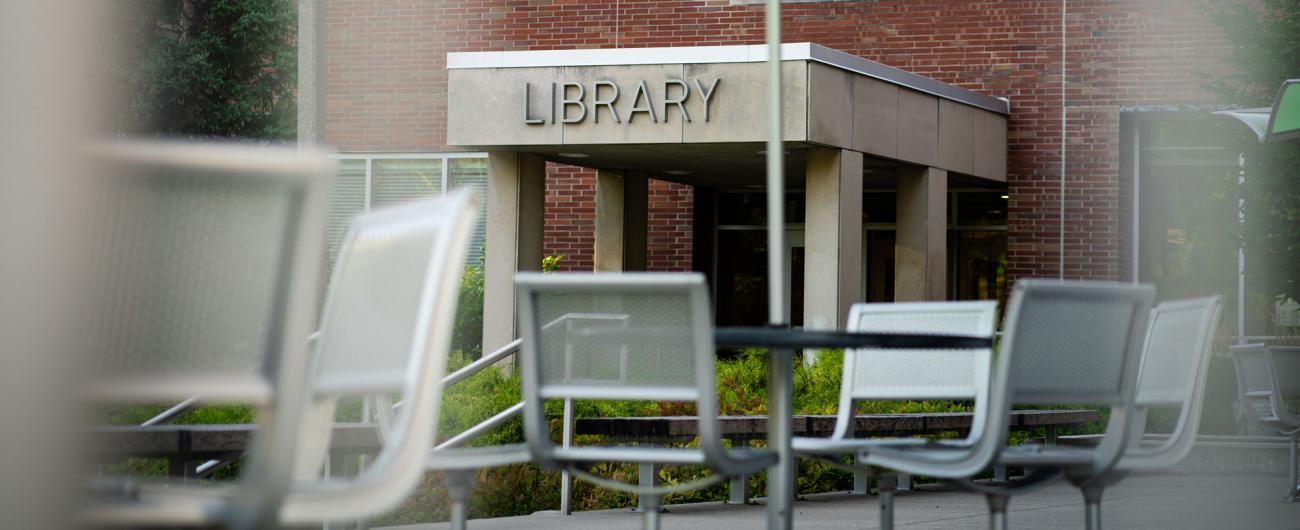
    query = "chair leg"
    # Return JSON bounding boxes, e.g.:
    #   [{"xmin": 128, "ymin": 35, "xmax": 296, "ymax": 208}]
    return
[
  {"xmin": 985, "ymin": 494, "xmax": 1009, "ymax": 530},
  {"xmin": 1081, "ymin": 483, "xmax": 1104, "ymax": 530},
  {"xmin": 877, "ymin": 473, "xmax": 896, "ymax": 530},
  {"xmin": 445, "ymin": 470, "xmax": 475, "ymax": 530},
  {"xmin": 1289, "ymin": 432, "xmax": 1298, "ymax": 503},
  {"xmin": 641, "ymin": 493, "xmax": 662, "ymax": 530}
]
